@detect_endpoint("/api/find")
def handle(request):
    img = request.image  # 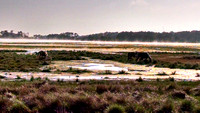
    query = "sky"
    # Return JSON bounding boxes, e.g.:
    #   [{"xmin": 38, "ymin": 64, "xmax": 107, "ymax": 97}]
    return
[{"xmin": 0, "ymin": 0, "xmax": 200, "ymax": 35}]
